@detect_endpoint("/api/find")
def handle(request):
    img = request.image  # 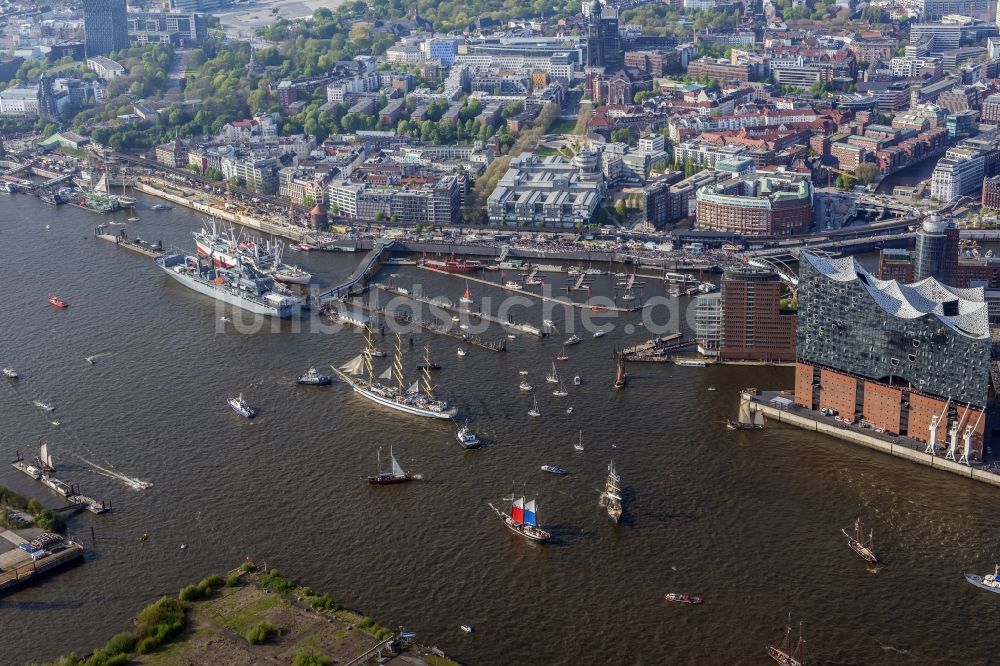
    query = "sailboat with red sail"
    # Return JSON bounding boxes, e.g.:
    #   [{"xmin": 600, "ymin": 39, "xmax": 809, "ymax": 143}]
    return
[{"xmin": 488, "ymin": 491, "xmax": 551, "ymax": 542}]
